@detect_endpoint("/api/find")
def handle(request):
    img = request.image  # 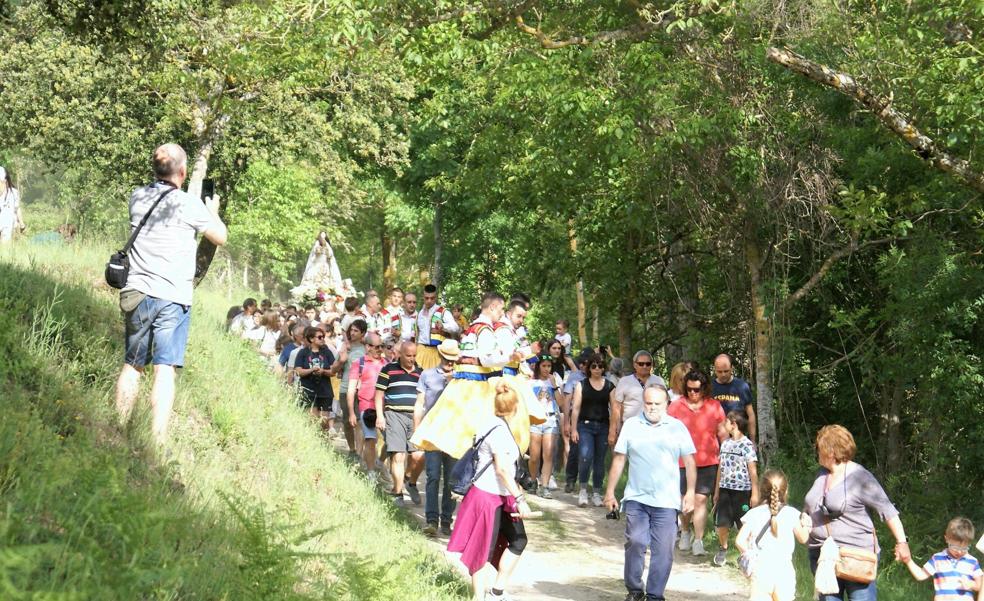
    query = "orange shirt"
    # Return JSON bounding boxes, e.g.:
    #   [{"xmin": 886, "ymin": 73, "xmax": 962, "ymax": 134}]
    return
[{"xmin": 667, "ymin": 398, "xmax": 725, "ymax": 467}]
